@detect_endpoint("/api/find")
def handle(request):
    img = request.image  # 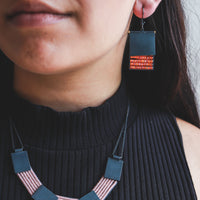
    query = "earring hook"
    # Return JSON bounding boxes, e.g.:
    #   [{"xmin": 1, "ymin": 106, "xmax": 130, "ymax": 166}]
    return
[
  {"xmin": 141, "ymin": 6, "xmax": 145, "ymax": 31},
  {"xmin": 128, "ymin": 6, "xmax": 145, "ymax": 34}
]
